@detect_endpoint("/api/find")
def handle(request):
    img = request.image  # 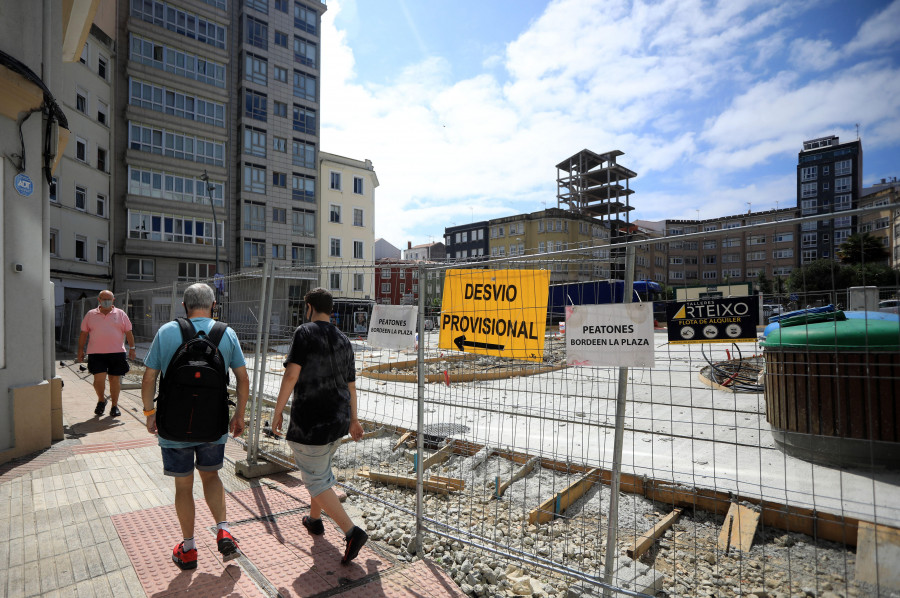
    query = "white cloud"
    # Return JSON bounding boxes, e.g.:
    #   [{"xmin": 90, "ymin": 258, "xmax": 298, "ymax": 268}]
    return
[
  {"xmin": 789, "ymin": 38, "xmax": 841, "ymax": 71},
  {"xmin": 845, "ymin": 0, "xmax": 900, "ymax": 56}
]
